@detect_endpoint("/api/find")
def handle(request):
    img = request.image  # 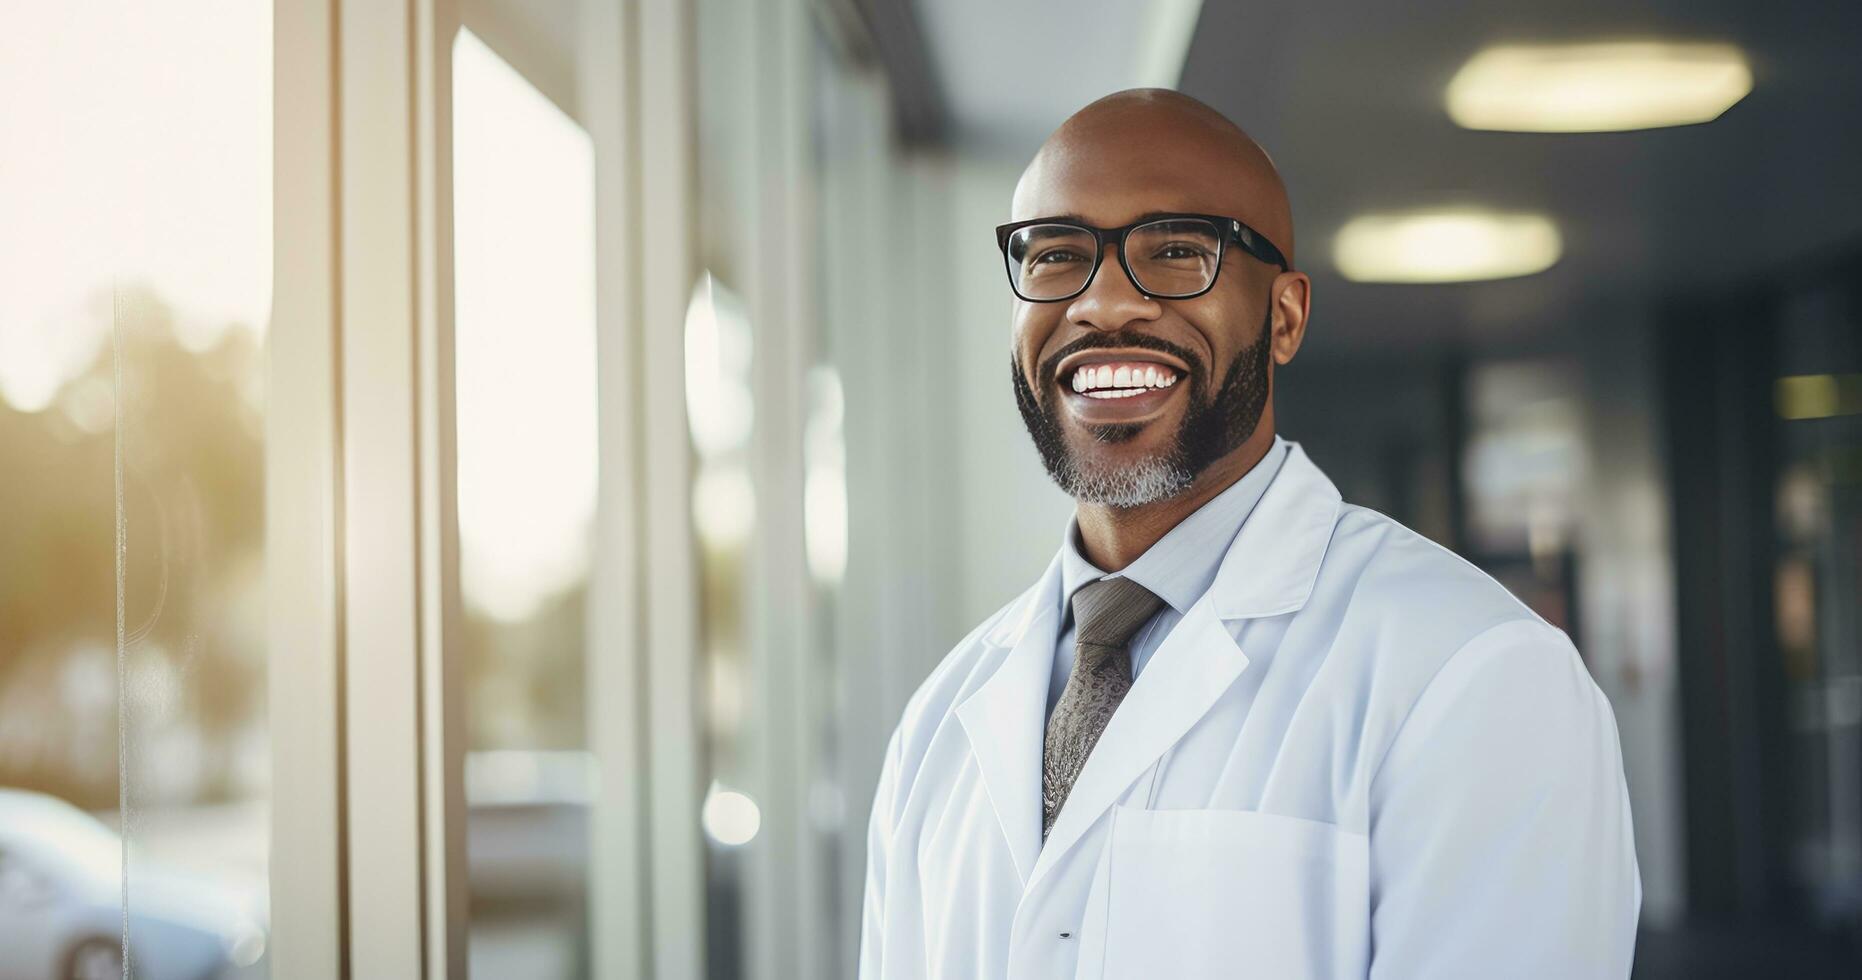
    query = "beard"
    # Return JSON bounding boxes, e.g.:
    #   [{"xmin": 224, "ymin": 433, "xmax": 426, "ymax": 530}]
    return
[{"xmin": 1011, "ymin": 305, "xmax": 1272, "ymax": 509}]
